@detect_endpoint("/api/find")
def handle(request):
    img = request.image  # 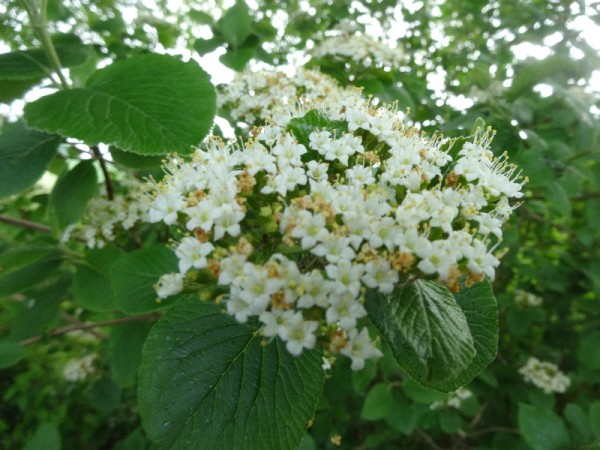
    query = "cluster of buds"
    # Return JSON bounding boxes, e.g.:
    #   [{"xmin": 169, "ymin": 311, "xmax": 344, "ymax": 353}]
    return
[
  {"xmin": 519, "ymin": 357, "xmax": 570, "ymax": 394},
  {"xmin": 429, "ymin": 386, "xmax": 473, "ymax": 410},
  {"xmin": 62, "ymin": 179, "xmax": 148, "ymax": 248},
  {"xmin": 147, "ymin": 90, "xmax": 524, "ymax": 369},
  {"xmin": 312, "ymin": 32, "xmax": 405, "ymax": 69},
  {"xmin": 514, "ymin": 289, "xmax": 543, "ymax": 307}
]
